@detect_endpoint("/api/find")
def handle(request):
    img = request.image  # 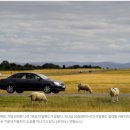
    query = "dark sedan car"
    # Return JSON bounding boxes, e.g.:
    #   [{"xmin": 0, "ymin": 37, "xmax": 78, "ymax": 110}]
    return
[{"xmin": 0, "ymin": 72, "xmax": 65, "ymax": 94}]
